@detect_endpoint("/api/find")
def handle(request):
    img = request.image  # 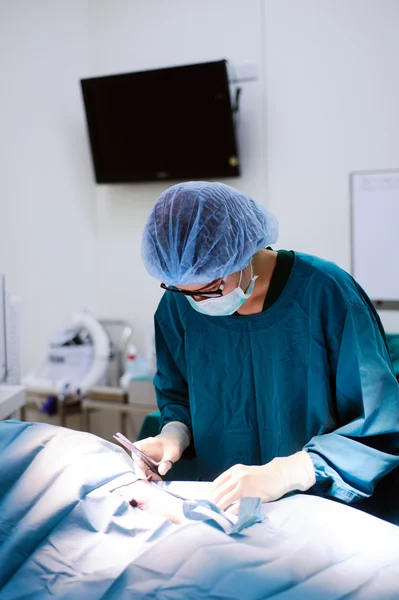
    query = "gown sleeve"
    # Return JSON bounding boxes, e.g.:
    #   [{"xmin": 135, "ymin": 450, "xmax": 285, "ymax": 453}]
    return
[
  {"xmin": 304, "ymin": 298, "xmax": 399, "ymax": 504},
  {"xmin": 153, "ymin": 309, "xmax": 192, "ymax": 435}
]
